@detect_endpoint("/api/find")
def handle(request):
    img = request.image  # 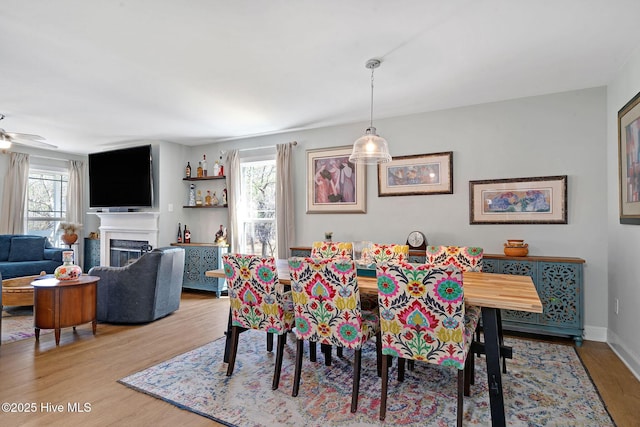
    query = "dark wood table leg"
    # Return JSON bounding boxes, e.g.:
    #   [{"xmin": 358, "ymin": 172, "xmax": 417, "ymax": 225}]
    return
[{"xmin": 481, "ymin": 307, "xmax": 506, "ymax": 427}]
